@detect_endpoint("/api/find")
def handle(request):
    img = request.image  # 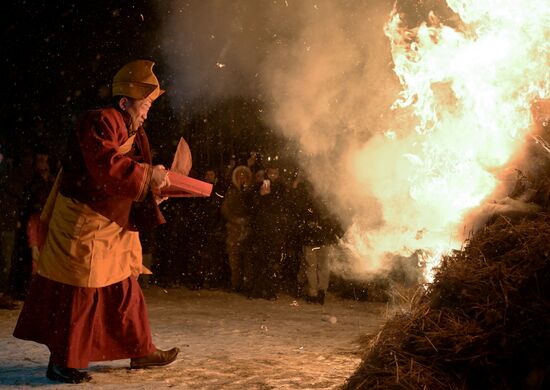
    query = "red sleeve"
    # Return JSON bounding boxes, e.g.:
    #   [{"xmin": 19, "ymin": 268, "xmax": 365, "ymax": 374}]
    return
[
  {"xmin": 78, "ymin": 111, "xmax": 152, "ymax": 201},
  {"xmin": 27, "ymin": 213, "xmax": 40, "ymax": 247}
]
